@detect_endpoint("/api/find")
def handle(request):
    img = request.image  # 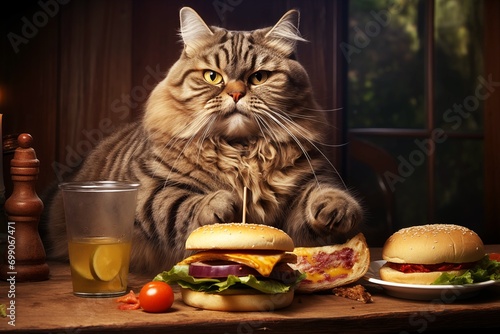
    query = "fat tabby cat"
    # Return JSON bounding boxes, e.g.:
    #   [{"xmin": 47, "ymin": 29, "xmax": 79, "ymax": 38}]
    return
[{"xmin": 43, "ymin": 7, "xmax": 363, "ymax": 274}]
